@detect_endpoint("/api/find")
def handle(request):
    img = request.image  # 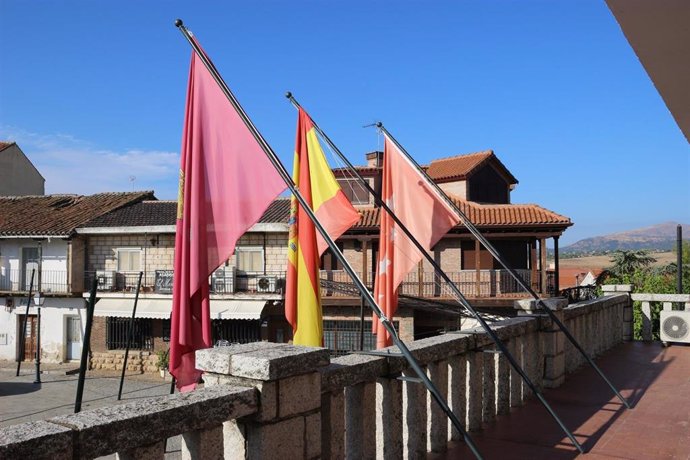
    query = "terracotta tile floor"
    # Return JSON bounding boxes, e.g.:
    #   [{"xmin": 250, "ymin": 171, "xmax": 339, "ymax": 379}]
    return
[{"xmin": 431, "ymin": 342, "xmax": 690, "ymax": 460}]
